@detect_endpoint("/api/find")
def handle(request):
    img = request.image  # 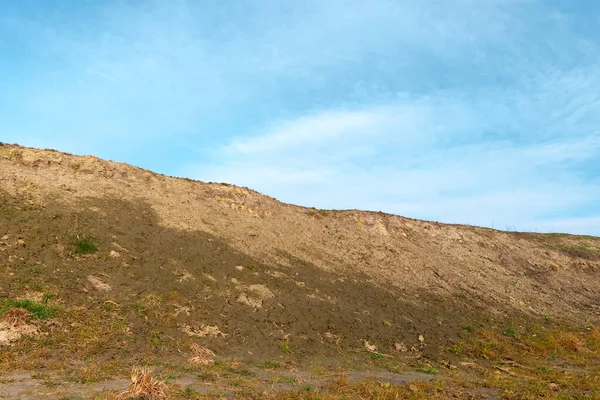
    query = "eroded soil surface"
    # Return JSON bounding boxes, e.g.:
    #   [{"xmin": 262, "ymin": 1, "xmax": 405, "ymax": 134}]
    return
[
  {"xmin": 0, "ymin": 192, "xmax": 480, "ymax": 362},
  {"xmin": 0, "ymin": 144, "xmax": 599, "ymax": 398}
]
